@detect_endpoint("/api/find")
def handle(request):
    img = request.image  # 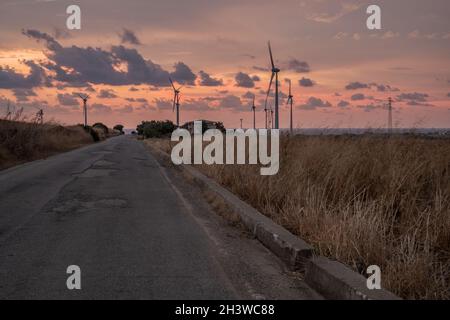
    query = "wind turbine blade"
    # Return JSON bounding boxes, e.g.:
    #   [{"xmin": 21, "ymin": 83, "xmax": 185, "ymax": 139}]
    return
[
  {"xmin": 169, "ymin": 77, "xmax": 176, "ymax": 91},
  {"xmin": 268, "ymin": 41, "xmax": 275, "ymax": 69},
  {"xmin": 264, "ymin": 72, "xmax": 275, "ymax": 111},
  {"xmin": 289, "ymin": 79, "xmax": 292, "ymax": 96}
]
